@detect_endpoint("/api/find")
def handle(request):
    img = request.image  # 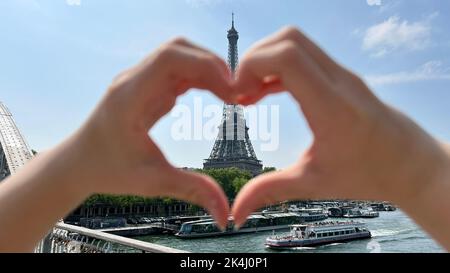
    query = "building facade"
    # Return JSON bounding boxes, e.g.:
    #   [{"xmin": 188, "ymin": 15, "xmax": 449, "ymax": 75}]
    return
[{"xmin": 0, "ymin": 102, "xmax": 34, "ymax": 181}]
